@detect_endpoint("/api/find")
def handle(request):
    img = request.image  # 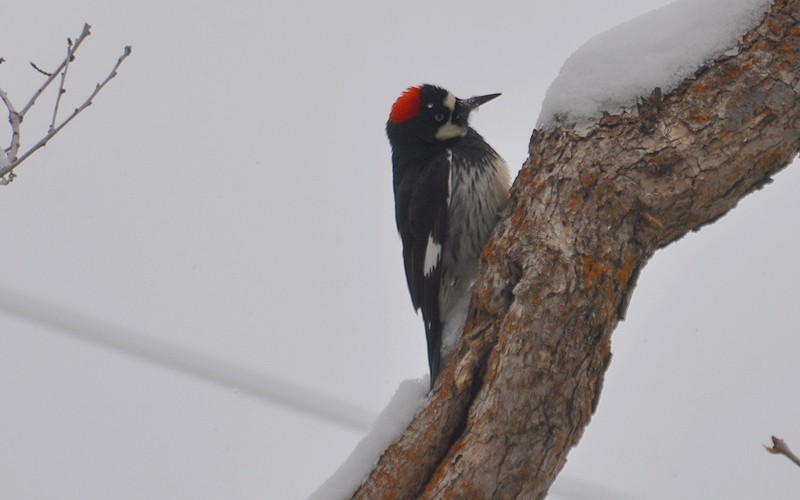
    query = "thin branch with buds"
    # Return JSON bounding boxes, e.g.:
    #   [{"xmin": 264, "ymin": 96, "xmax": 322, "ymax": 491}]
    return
[
  {"xmin": 765, "ymin": 436, "xmax": 800, "ymax": 469},
  {"xmin": 19, "ymin": 23, "xmax": 92, "ymax": 120},
  {"xmin": 50, "ymin": 37, "xmax": 75, "ymax": 133},
  {"xmin": 0, "ymin": 23, "xmax": 131, "ymax": 184}
]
